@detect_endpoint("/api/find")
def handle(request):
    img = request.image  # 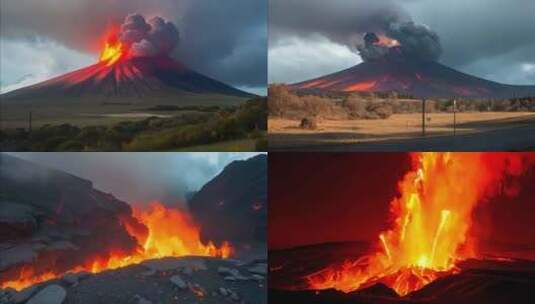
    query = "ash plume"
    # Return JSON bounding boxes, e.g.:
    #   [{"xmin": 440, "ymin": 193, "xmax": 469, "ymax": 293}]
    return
[
  {"xmin": 119, "ymin": 14, "xmax": 179, "ymax": 57},
  {"xmin": 357, "ymin": 21, "xmax": 442, "ymax": 62},
  {"xmin": 0, "ymin": 0, "xmax": 266, "ymax": 88},
  {"xmin": 270, "ymin": 0, "xmax": 442, "ymax": 62}
]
